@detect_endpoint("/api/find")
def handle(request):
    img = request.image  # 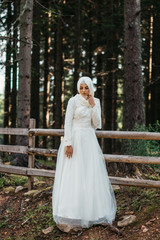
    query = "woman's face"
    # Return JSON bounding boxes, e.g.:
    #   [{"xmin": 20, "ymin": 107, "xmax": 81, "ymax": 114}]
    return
[{"xmin": 80, "ymin": 83, "xmax": 90, "ymax": 98}]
